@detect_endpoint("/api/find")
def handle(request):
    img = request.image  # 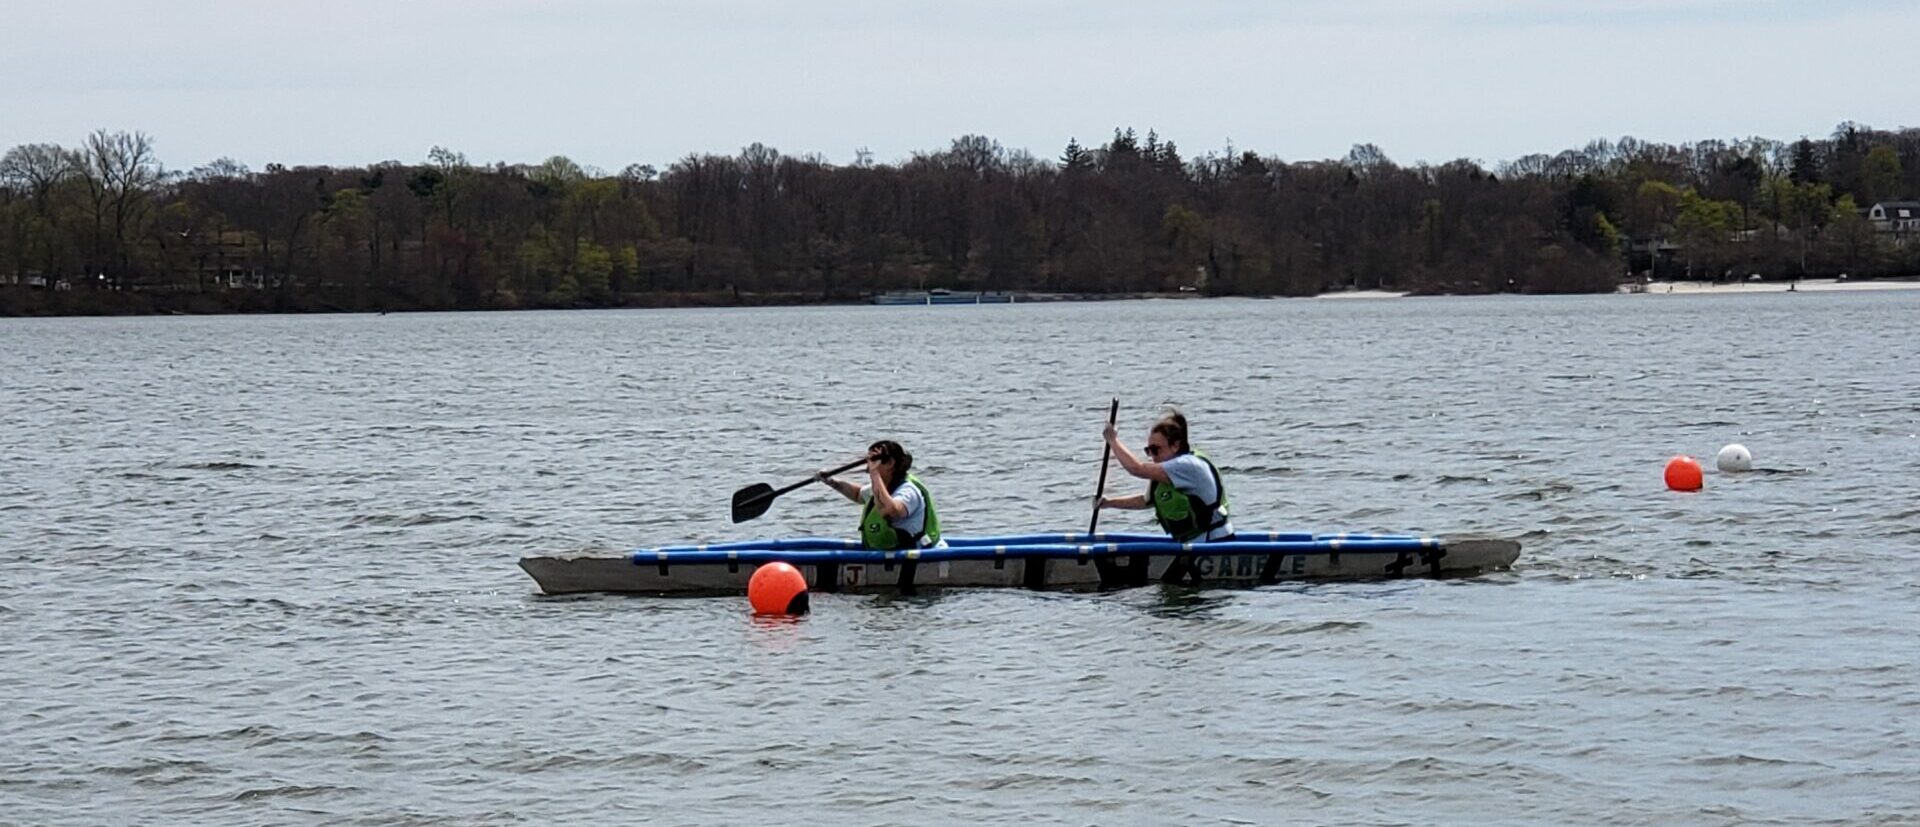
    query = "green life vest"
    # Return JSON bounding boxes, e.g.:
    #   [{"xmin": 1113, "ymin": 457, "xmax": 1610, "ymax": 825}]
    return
[
  {"xmin": 1150, "ymin": 453, "xmax": 1228, "ymax": 542},
  {"xmin": 860, "ymin": 474, "xmax": 941, "ymax": 550}
]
